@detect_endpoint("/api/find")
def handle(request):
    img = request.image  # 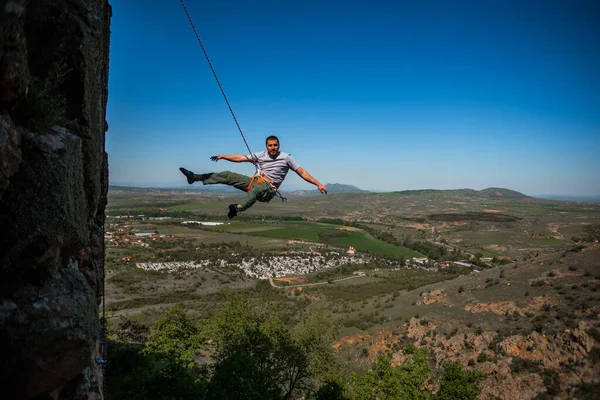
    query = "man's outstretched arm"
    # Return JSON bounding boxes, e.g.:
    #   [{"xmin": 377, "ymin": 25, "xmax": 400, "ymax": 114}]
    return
[
  {"xmin": 210, "ymin": 154, "xmax": 250, "ymax": 163},
  {"xmin": 295, "ymin": 167, "xmax": 327, "ymax": 194}
]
